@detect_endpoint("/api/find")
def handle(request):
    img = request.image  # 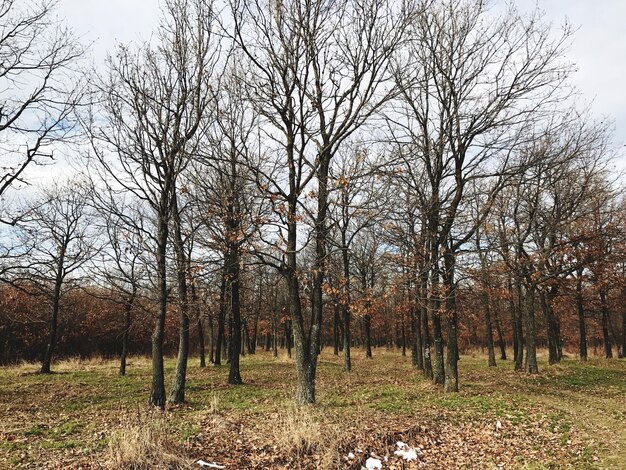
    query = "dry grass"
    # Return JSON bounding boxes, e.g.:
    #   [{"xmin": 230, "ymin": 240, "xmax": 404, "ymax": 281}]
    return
[
  {"xmin": 0, "ymin": 349, "xmax": 623, "ymax": 468},
  {"xmin": 105, "ymin": 413, "xmax": 193, "ymax": 469},
  {"xmin": 271, "ymin": 405, "xmax": 340, "ymax": 468}
]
